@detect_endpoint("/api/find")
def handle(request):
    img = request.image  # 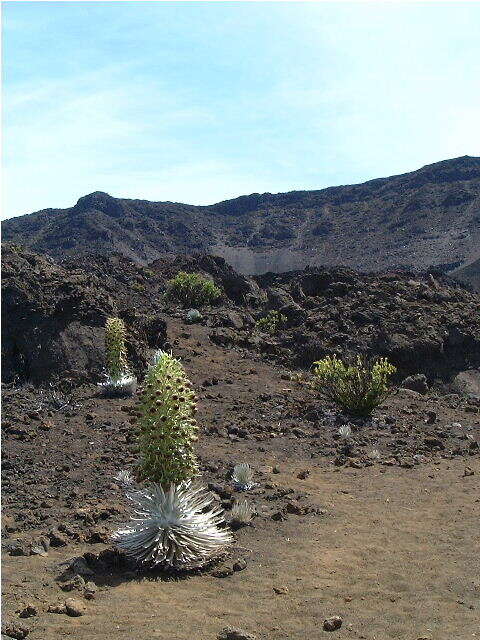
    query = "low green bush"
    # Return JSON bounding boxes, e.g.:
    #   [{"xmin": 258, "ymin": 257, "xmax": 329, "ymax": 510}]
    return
[
  {"xmin": 165, "ymin": 272, "xmax": 222, "ymax": 307},
  {"xmin": 256, "ymin": 310, "xmax": 287, "ymax": 334},
  {"xmin": 313, "ymin": 355, "xmax": 396, "ymax": 417}
]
